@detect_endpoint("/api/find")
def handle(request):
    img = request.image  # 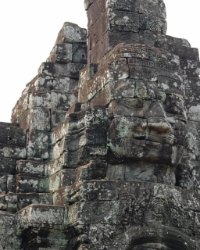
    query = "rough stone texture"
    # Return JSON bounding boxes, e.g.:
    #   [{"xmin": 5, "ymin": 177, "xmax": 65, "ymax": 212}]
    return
[
  {"xmin": 85, "ymin": 0, "xmax": 167, "ymax": 63},
  {"xmin": 0, "ymin": 22, "xmax": 87, "ymax": 249},
  {"xmin": 0, "ymin": 0, "xmax": 200, "ymax": 249},
  {"xmin": 12, "ymin": 22, "xmax": 87, "ymax": 160}
]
